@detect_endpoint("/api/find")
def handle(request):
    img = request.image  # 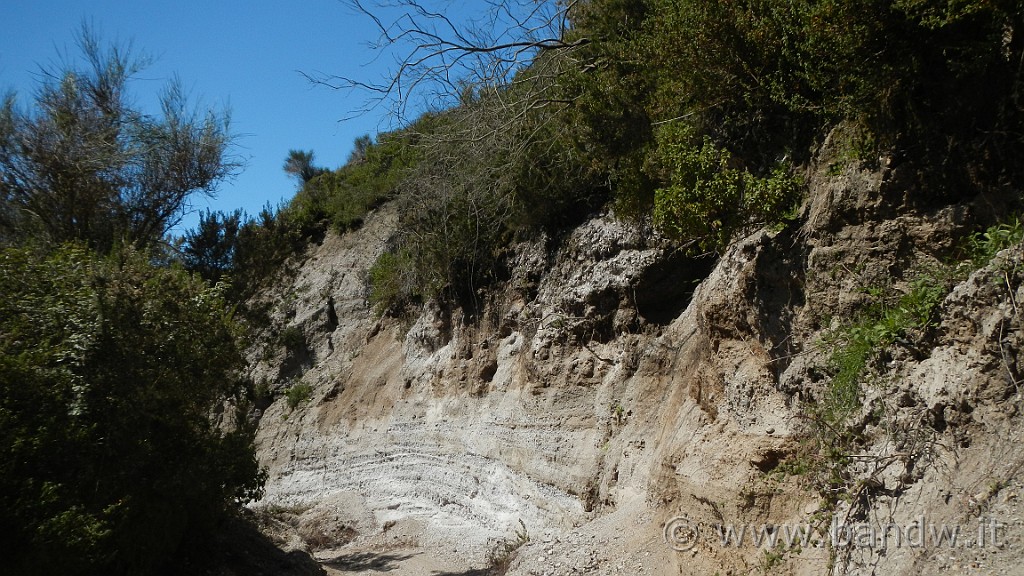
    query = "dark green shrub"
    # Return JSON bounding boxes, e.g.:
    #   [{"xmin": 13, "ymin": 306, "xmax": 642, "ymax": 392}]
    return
[
  {"xmin": 279, "ymin": 325, "xmax": 306, "ymax": 353},
  {"xmin": 0, "ymin": 245, "xmax": 264, "ymax": 575},
  {"xmin": 182, "ymin": 209, "xmax": 242, "ymax": 283}
]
